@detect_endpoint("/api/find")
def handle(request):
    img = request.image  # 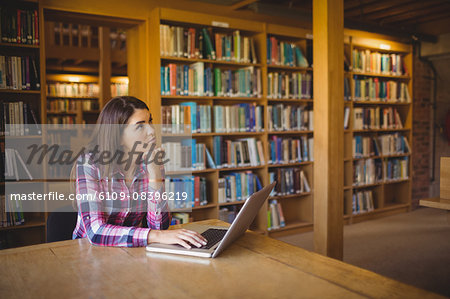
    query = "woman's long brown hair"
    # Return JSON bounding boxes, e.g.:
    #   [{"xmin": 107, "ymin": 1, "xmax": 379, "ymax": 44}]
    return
[{"xmin": 69, "ymin": 96, "xmax": 150, "ymax": 210}]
